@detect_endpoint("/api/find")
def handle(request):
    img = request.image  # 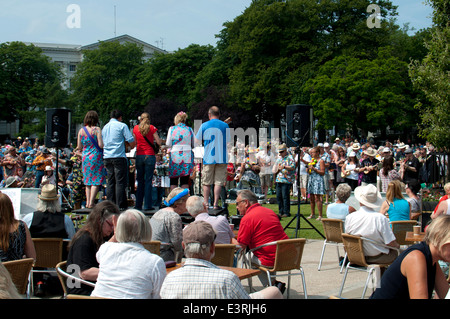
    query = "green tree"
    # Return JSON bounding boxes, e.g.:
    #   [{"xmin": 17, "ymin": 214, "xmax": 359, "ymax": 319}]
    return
[
  {"xmin": 304, "ymin": 47, "xmax": 417, "ymax": 137},
  {"xmin": 138, "ymin": 44, "xmax": 215, "ymax": 110},
  {"xmin": 215, "ymin": 0, "xmax": 398, "ymax": 128},
  {"xmin": 0, "ymin": 42, "xmax": 63, "ymax": 131},
  {"xmin": 409, "ymin": 0, "xmax": 449, "ymax": 149},
  {"xmin": 71, "ymin": 41, "xmax": 145, "ymax": 123}
]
